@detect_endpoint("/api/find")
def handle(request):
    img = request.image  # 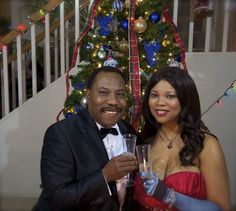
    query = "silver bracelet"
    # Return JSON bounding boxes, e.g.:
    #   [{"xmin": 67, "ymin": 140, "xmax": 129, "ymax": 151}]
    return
[{"xmin": 163, "ymin": 188, "xmax": 176, "ymax": 208}]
